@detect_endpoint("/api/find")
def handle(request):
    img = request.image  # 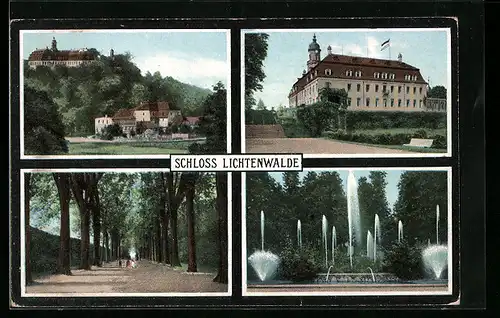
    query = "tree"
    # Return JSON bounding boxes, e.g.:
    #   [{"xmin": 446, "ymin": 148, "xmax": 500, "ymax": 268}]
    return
[
  {"xmin": 53, "ymin": 173, "xmax": 72, "ymax": 275},
  {"xmin": 393, "ymin": 171, "xmax": 448, "ymax": 245},
  {"xmin": 256, "ymin": 99, "xmax": 266, "ymax": 110},
  {"xmin": 213, "ymin": 171, "xmax": 228, "ymax": 283},
  {"xmin": 428, "ymin": 86, "xmax": 447, "ymax": 99},
  {"xmin": 165, "ymin": 172, "xmax": 188, "ymax": 267},
  {"xmin": 296, "ymin": 87, "xmax": 348, "ymax": 137},
  {"xmin": 70, "ymin": 173, "xmax": 104, "ymax": 270},
  {"xmin": 244, "ymin": 33, "xmax": 269, "ymax": 110},
  {"xmin": 184, "ymin": 172, "xmax": 198, "ymax": 272},
  {"xmin": 24, "ymin": 86, "xmax": 68, "ymax": 155}
]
